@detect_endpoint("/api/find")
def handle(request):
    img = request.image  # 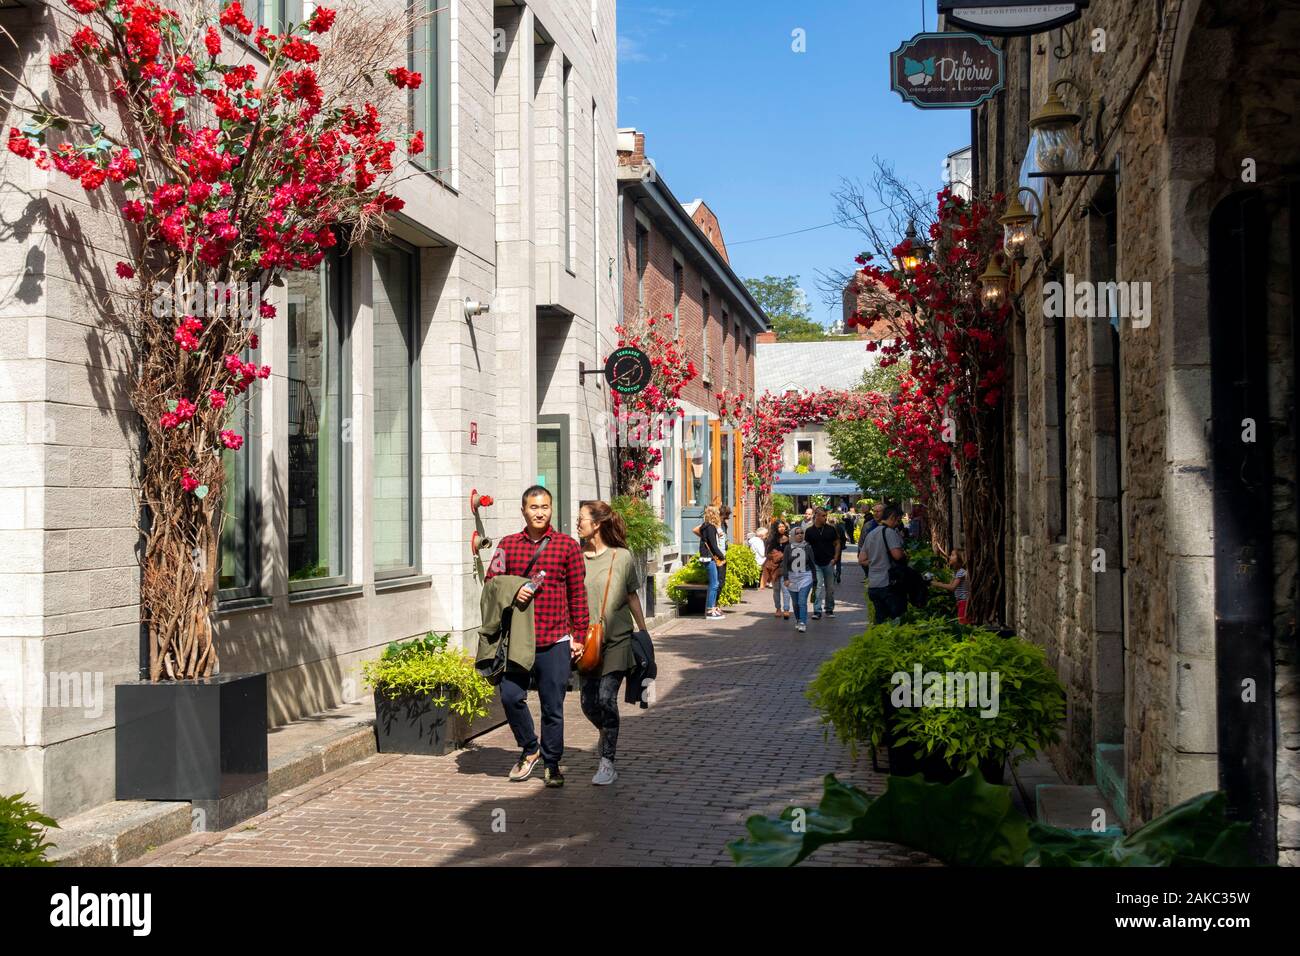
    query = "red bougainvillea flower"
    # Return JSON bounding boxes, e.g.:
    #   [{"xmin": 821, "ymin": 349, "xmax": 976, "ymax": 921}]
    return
[
  {"xmin": 408, "ymin": 131, "xmax": 425, "ymax": 155},
  {"xmin": 204, "ymin": 25, "xmax": 221, "ymax": 56},
  {"xmin": 7, "ymin": 128, "xmax": 36, "ymax": 159},
  {"xmin": 308, "ymin": 7, "xmax": 336, "ymax": 32},
  {"xmin": 116, "ymin": 262, "xmax": 135, "ymax": 279},
  {"xmin": 69, "ymin": 0, "xmax": 101, "ymax": 12},
  {"xmin": 963, "ymin": 442, "xmax": 979, "ymax": 460},
  {"xmin": 180, "ymin": 469, "xmax": 201, "ymax": 493},
  {"xmin": 50, "ymin": 52, "xmax": 78, "ymax": 75},
  {"xmin": 220, "ymin": 430, "xmax": 244, "ymax": 450},
  {"xmin": 219, "ymin": 1, "xmax": 254, "ymax": 35},
  {"xmin": 386, "ymin": 67, "xmax": 423, "ymax": 90},
  {"xmin": 209, "ymin": 390, "xmax": 227, "ymax": 410}
]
